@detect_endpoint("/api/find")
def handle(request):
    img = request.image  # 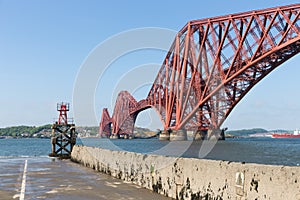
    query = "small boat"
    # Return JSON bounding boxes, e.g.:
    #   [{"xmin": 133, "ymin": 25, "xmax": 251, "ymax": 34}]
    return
[
  {"xmin": 0, "ymin": 136, "xmax": 5, "ymax": 139},
  {"xmin": 272, "ymin": 130, "xmax": 300, "ymax": 138}
]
